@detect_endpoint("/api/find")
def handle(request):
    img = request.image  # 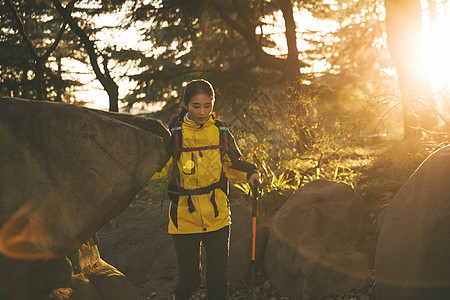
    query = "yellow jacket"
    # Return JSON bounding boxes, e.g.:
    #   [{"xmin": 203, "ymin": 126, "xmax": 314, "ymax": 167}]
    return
[{"xmin": 152, "ymin": 113, "xmax": 256, "ymax": 234}]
